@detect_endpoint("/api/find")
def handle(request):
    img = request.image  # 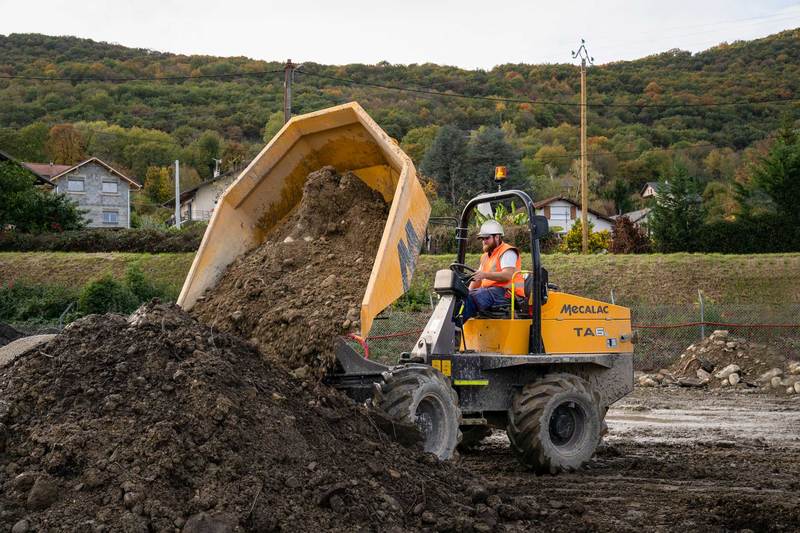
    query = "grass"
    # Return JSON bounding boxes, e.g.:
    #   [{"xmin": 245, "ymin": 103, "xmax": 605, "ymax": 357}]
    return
[{"xmin": 2, "ymin": 252, "xmax": 799, "ymax": 311}]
